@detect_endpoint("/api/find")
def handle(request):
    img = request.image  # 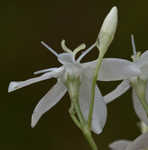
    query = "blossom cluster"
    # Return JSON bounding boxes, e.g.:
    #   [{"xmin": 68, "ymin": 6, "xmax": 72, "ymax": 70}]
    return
[{"xmin": 8, "ymin": 6, "xmax": 148, "ymax": 150}]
